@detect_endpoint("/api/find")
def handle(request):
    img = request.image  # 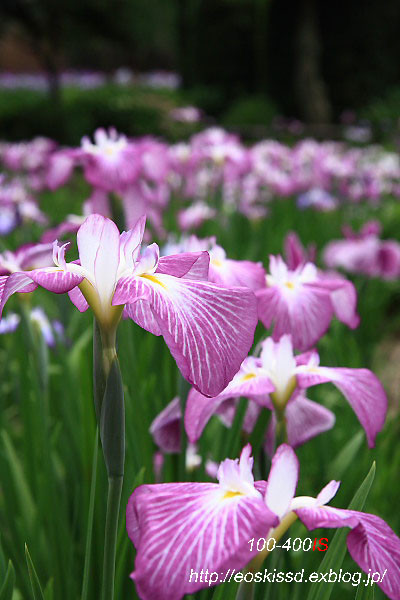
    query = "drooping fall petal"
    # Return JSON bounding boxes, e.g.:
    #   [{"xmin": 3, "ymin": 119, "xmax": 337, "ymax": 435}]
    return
[
  {"xmin": 296, "ymin": 366, "xmax": 387, "ymax": 447},
  {"xmin": 257, "ymin": 284, "xmax": 333, "ymax": 351},
  {"xmin": 28, "ymin": 267, "xmax": 83, "ymax": 294},
  {"xmin": 185, "ymin": 357, "xmax": 274, "ymax": 442},
  {"xmin": 127, "ymin": 446, "xmax": 278, "ymax": 600},
  {"xmin": 114, "ymin": 275, "xmax": 258, "ymax": 396},
  {"xmin": 150, "ymin": 397, "xmax": 182, "ymax": 453},
  {"xmin": 0, "ymin": 273, "xmax": 37, "ymax": 318},
  {"xmin": 295, "ymin": 506, "xmax": 400, "ymax": 600},
  {"xmin": 265, "ymin": 394, "xmax": 335, "ymax": 454}
]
